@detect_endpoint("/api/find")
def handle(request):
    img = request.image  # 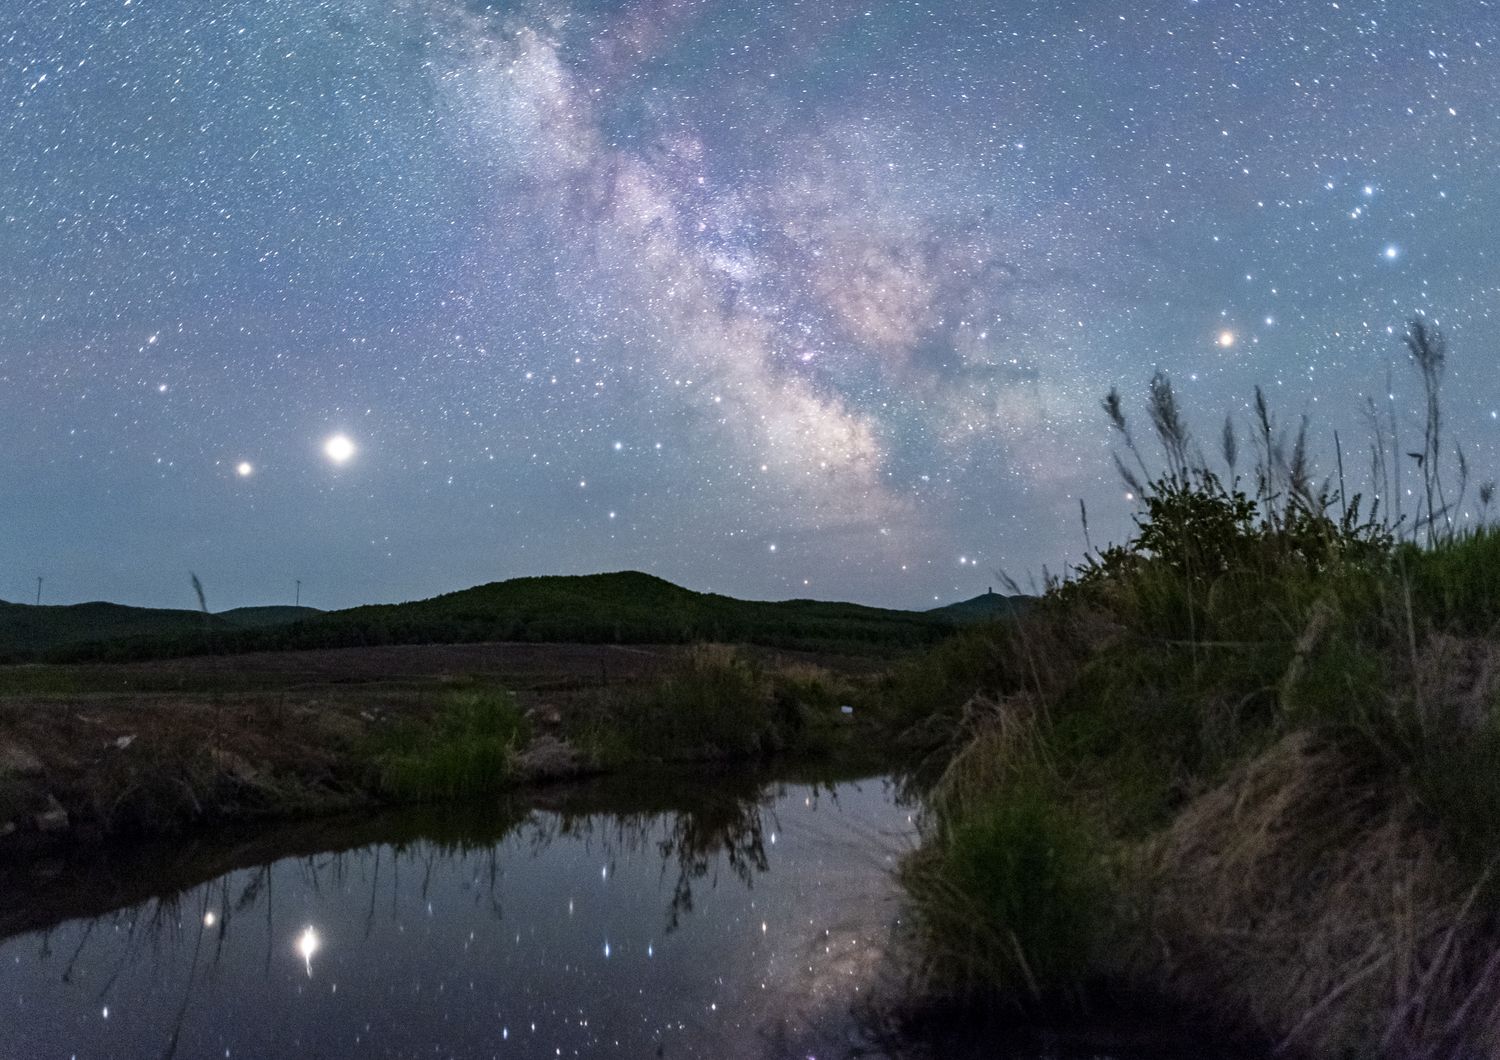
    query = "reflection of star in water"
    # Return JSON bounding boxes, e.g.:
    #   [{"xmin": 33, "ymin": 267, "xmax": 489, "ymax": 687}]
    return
[{"xmin": 297, "ymin": 925, "xmax": 320, "ymax": 976}]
